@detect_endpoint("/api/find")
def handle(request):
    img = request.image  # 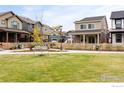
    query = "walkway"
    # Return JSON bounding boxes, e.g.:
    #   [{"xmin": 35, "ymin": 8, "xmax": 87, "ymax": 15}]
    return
[{"xmin": 0, "ymin": 48, "xmax": 124, "ymax": 54}]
